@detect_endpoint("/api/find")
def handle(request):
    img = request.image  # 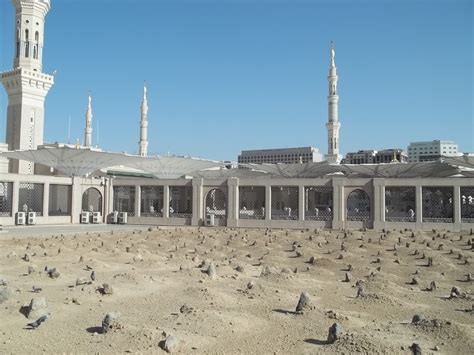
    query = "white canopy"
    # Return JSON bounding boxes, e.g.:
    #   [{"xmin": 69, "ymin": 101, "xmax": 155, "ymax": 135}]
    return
[{"xmin": 1, "ymin": 146, "xmax": 225, "ymax": 179}]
